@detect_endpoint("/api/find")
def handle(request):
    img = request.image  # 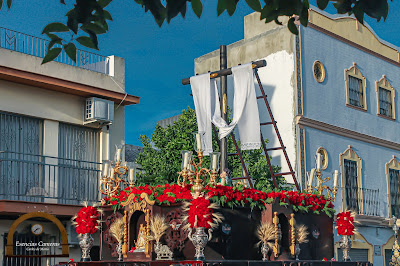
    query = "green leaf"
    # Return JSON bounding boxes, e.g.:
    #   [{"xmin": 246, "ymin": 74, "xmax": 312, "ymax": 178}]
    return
[
  {"xmin": 225, "ymin": 0, "xmax": 237, "ymax": 16},
  {"xmin": 42, "ymin": 22, "xmax": 70, "ymax": 34},
  {"xmin": 191, "ymin": 0, "xmax": 203, "ymax": 18},
  {"xmin": 76, "ymin": 36, "xmax": 98, "ymax": 50},
  {"xmin": 287, "ymin": 17, "xmax": 299, "ymax": 35},
  {"xmin": 41, "ymin": 48, "xmax": 62, "ymax": 64},
  {"xmin": 0, "ymin": 0, "xmax": 3, "ymax": 10},
  {"xmin": 353, "ymin": 2, "xmax": 364, "ymax": 24},
  {"xmin": 300, "ymin": 0, "xmax": 309, "ymax": 26},
  {"xmin": 103, "ymin": 10, "xmax": 113, "ymax": 20},
  {"xmin": 316, "ymin": 0, "xmax": 329, "ymax": 10},
  {"xmin": 64, "ymin": 43, "xmax": 77, "ymax": 63},
  {"xmin": 98, "ymin": 0, "xmax": 113, "ymax": 8},
  {"xmin": 245, "ymin": 0, "xmax": 261, "ymax": 12},
  {"xmin": 217, "ymin": 0, "xmax": 226, "ymax": 16},
  {"xmin": 81, "ymin": 23, "xmax": 107, "ymax": 34},
  {"xmin": 6, "ymin": 0, "xmax": 11, "ymax": 9}
]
